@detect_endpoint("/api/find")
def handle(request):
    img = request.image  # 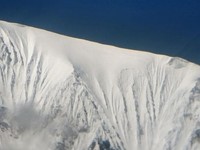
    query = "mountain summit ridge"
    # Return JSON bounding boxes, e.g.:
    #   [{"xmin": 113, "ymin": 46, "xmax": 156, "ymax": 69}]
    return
[{"xmin": 0, "ymin": 21, "xmax": 200, "ymax": 150}]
